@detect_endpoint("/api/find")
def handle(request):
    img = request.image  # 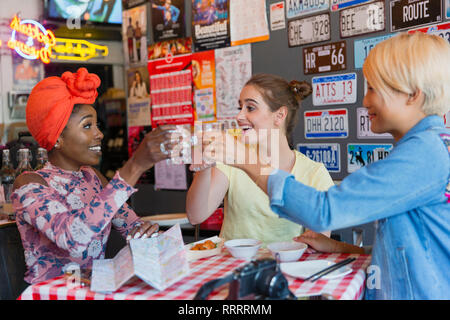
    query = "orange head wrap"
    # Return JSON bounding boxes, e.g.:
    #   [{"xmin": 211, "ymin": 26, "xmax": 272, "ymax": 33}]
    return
[{"xmin": 26, "ymin": 67, "xmax": 101, "ymax": 151}]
